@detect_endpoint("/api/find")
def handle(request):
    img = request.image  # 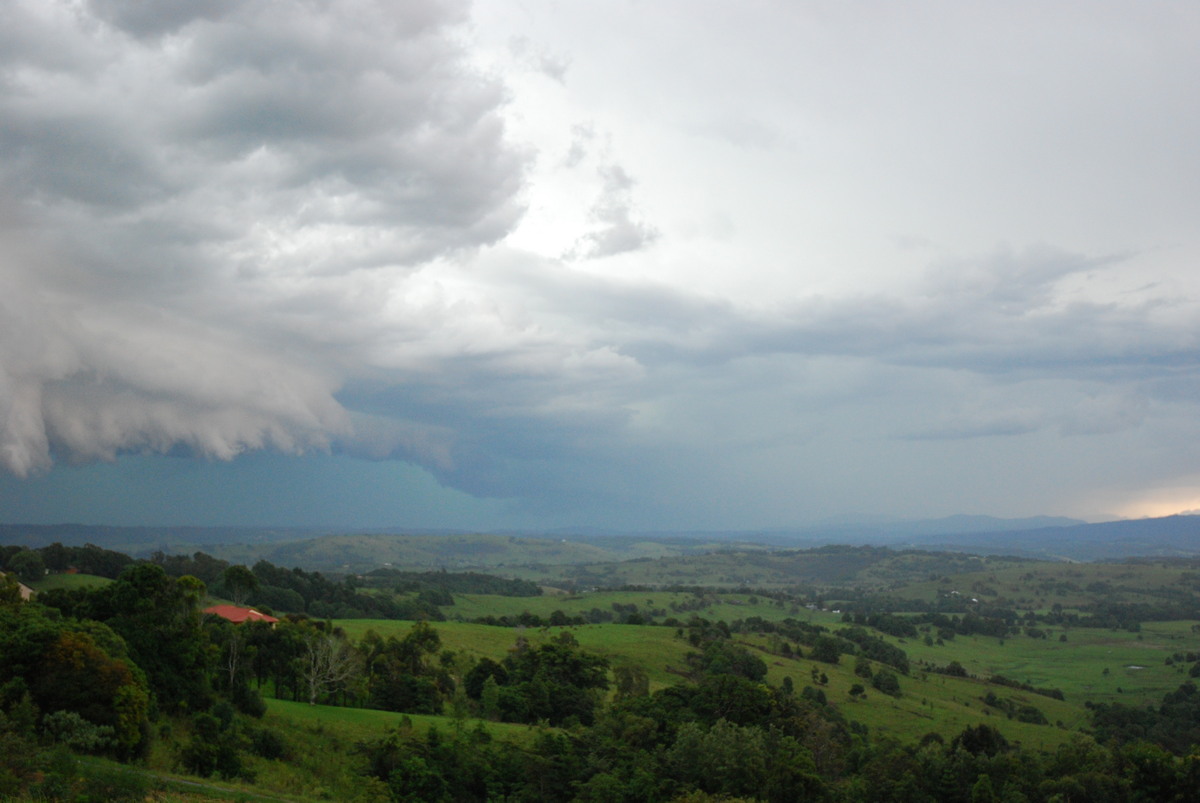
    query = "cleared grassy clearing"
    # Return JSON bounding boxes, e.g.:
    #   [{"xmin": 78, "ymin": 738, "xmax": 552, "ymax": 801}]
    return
[
  {"xmin": 28, "ymin": 572, "xmax": 111, "ymax": 591},
  {"xmin": 900, "ymin": 624, "xmax": 1195, "ymax": 707}
]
